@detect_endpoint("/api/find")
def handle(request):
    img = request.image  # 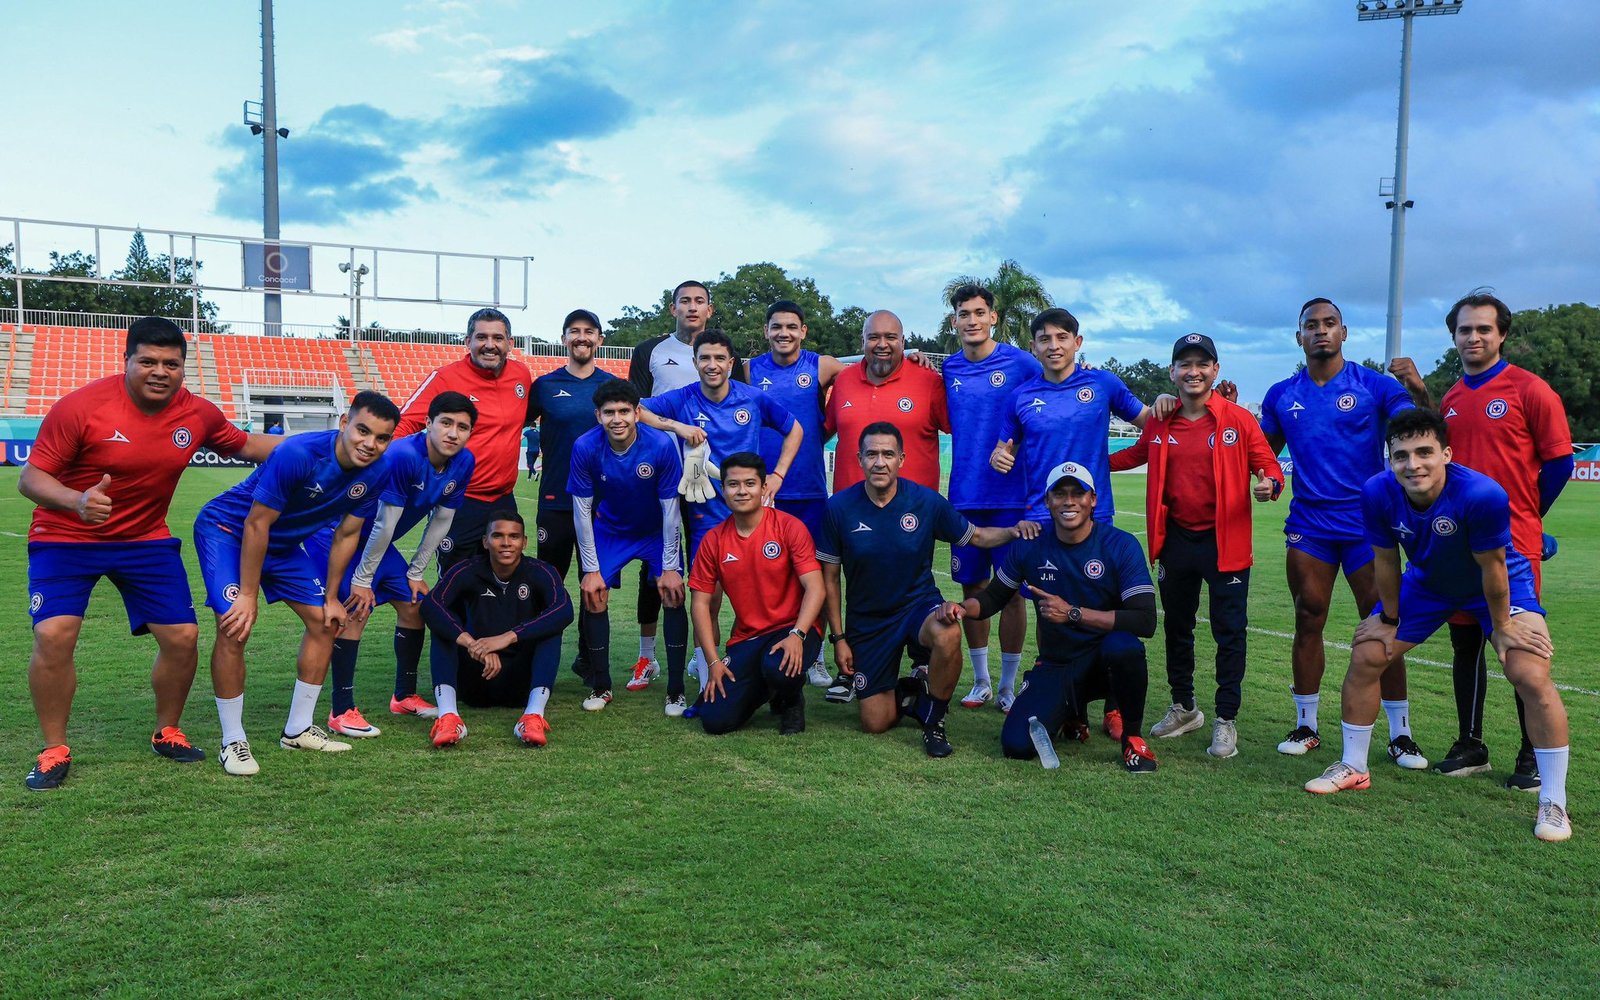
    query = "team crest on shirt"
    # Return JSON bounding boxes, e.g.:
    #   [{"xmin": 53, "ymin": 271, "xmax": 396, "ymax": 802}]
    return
[
  {"xmin": 990, "ymin": 371, "xmax": 1007, "ymax": 387},
  {"xmin": 1486, "ymin": 398, "xmax": 1508, "ymax": 419},
  {"xmin": 734, "ymin": 409, "xmax": 751, "ymax": 425},
  {"xmin": 762, "ymin": 541, "xmax": 782, "ymax": 559},
  {"xmin": 172, "ymin": 427, "xmax": 192, "ymax": 448},
  {"xmin": 1207, "ymin": 434, "xmax": 1215, "ymax": 448},
  {"xmin": 897, "ymin": 397, "xmax": 914, "ymax": 412},
  {"xmin": 1221, "ymin": 428, "xmax": 1239, "ymax": 446},
  {"xmin": 1336, "ymin": 393, "xmax": 1357, "ymax": 412},
  {"xmin": 1076, "ymin": 387, "xmax": 1095, "ymax": 403},
  {"xmin": 444, "ymin": 480, "xmax": 458, "ymax": 495},
  {"xmin": 538, "ymin": 527, "xmax": 549, "ymax": 542},
  {"xmin": 29, "ymin": 593, "xmax": 42, "ymax": 613},
  {"xmin": 1084, "ymin": 559, "xmax": 1106, "ymax": 579},
  {"xmin": 951, "ymin": 554, "xmax": 962, "ymax": 575},
  {"xmin": 515, "ymin": 384, "xmax": 526, "ymax": 399},
  {"xmin": 637, "ymin": 463, "xmax": 655, "ymax": 479},
  {"xmin": 223, "ymin": 584, "xmax": 241, "ymax": 603},
  {"xmin": 1432, "ymin": 516, "xmax": 1458, "ymax": 536},
  {"xmin": 518, "ymin": 584, "xmax": 530, "ymax": 600},
  {"xmin": 796, "ymin": 373, "xmax": 813, "ymax": 389},
  {"xmin": 348, "ymin": 482, "xmax": 368, "ymax": 499},
  {"xmin": 439, "ymin": 537, "xmax": 455, "ymax": 553},
  {"xmin": 900, "ymin": 513, "xmax": 919, "ymax": 532}
]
